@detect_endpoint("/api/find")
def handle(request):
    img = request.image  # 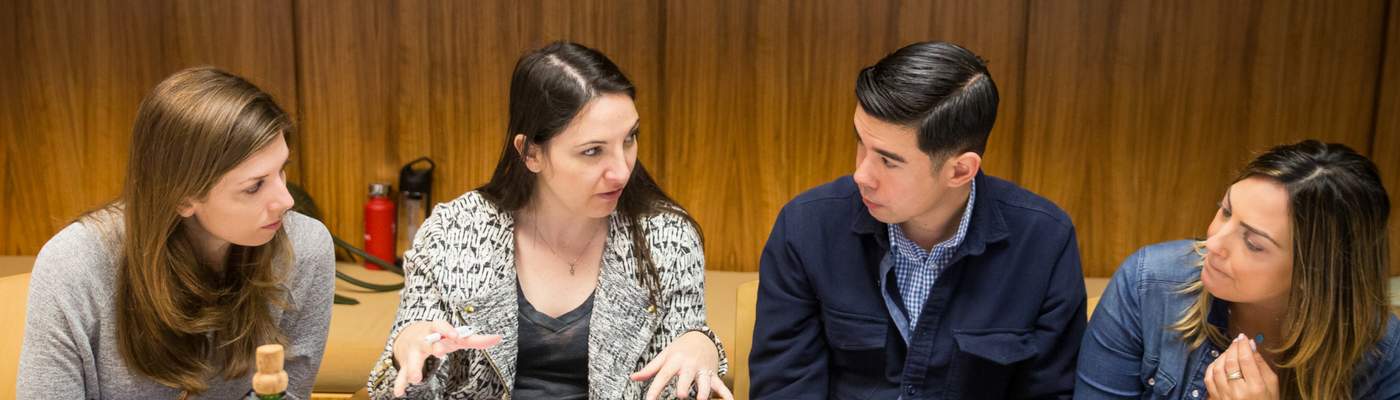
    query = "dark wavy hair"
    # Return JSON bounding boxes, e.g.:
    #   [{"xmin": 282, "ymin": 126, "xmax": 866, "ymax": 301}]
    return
[{"xmin": 476, "ymin": 41, "xmax": 698, "ymax": 307}]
